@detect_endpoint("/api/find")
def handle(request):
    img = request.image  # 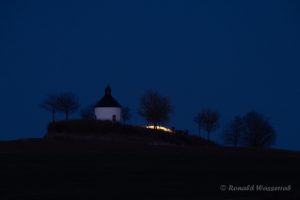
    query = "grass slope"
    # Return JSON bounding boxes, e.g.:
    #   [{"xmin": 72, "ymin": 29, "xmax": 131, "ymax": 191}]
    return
[
  {"xmin": 0, "ymin": 139, "xmax": 299, "ymax": 200},
  {"xmin": 45, "ymin": 120, "xmax": 216, "ymax": 147}
]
